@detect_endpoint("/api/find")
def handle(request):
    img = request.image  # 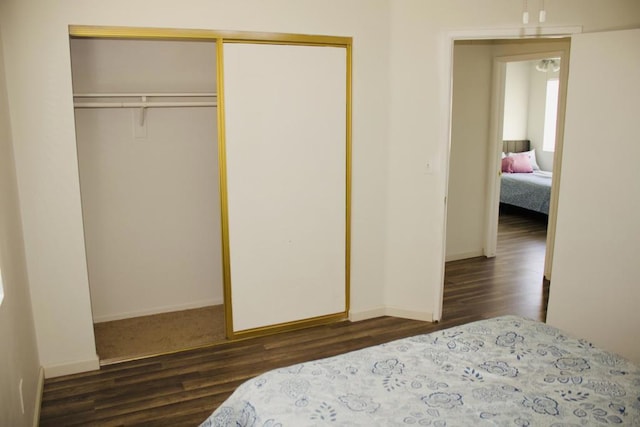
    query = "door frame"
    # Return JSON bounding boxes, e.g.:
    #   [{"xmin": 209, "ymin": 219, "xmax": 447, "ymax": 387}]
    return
[
  {"xmin": 484, "ymin": 48, "xmax": 570, "ymax": 274},
  {"xmin": 435, "ymin": 26, "xmax": 581, "ymax": 321}
]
